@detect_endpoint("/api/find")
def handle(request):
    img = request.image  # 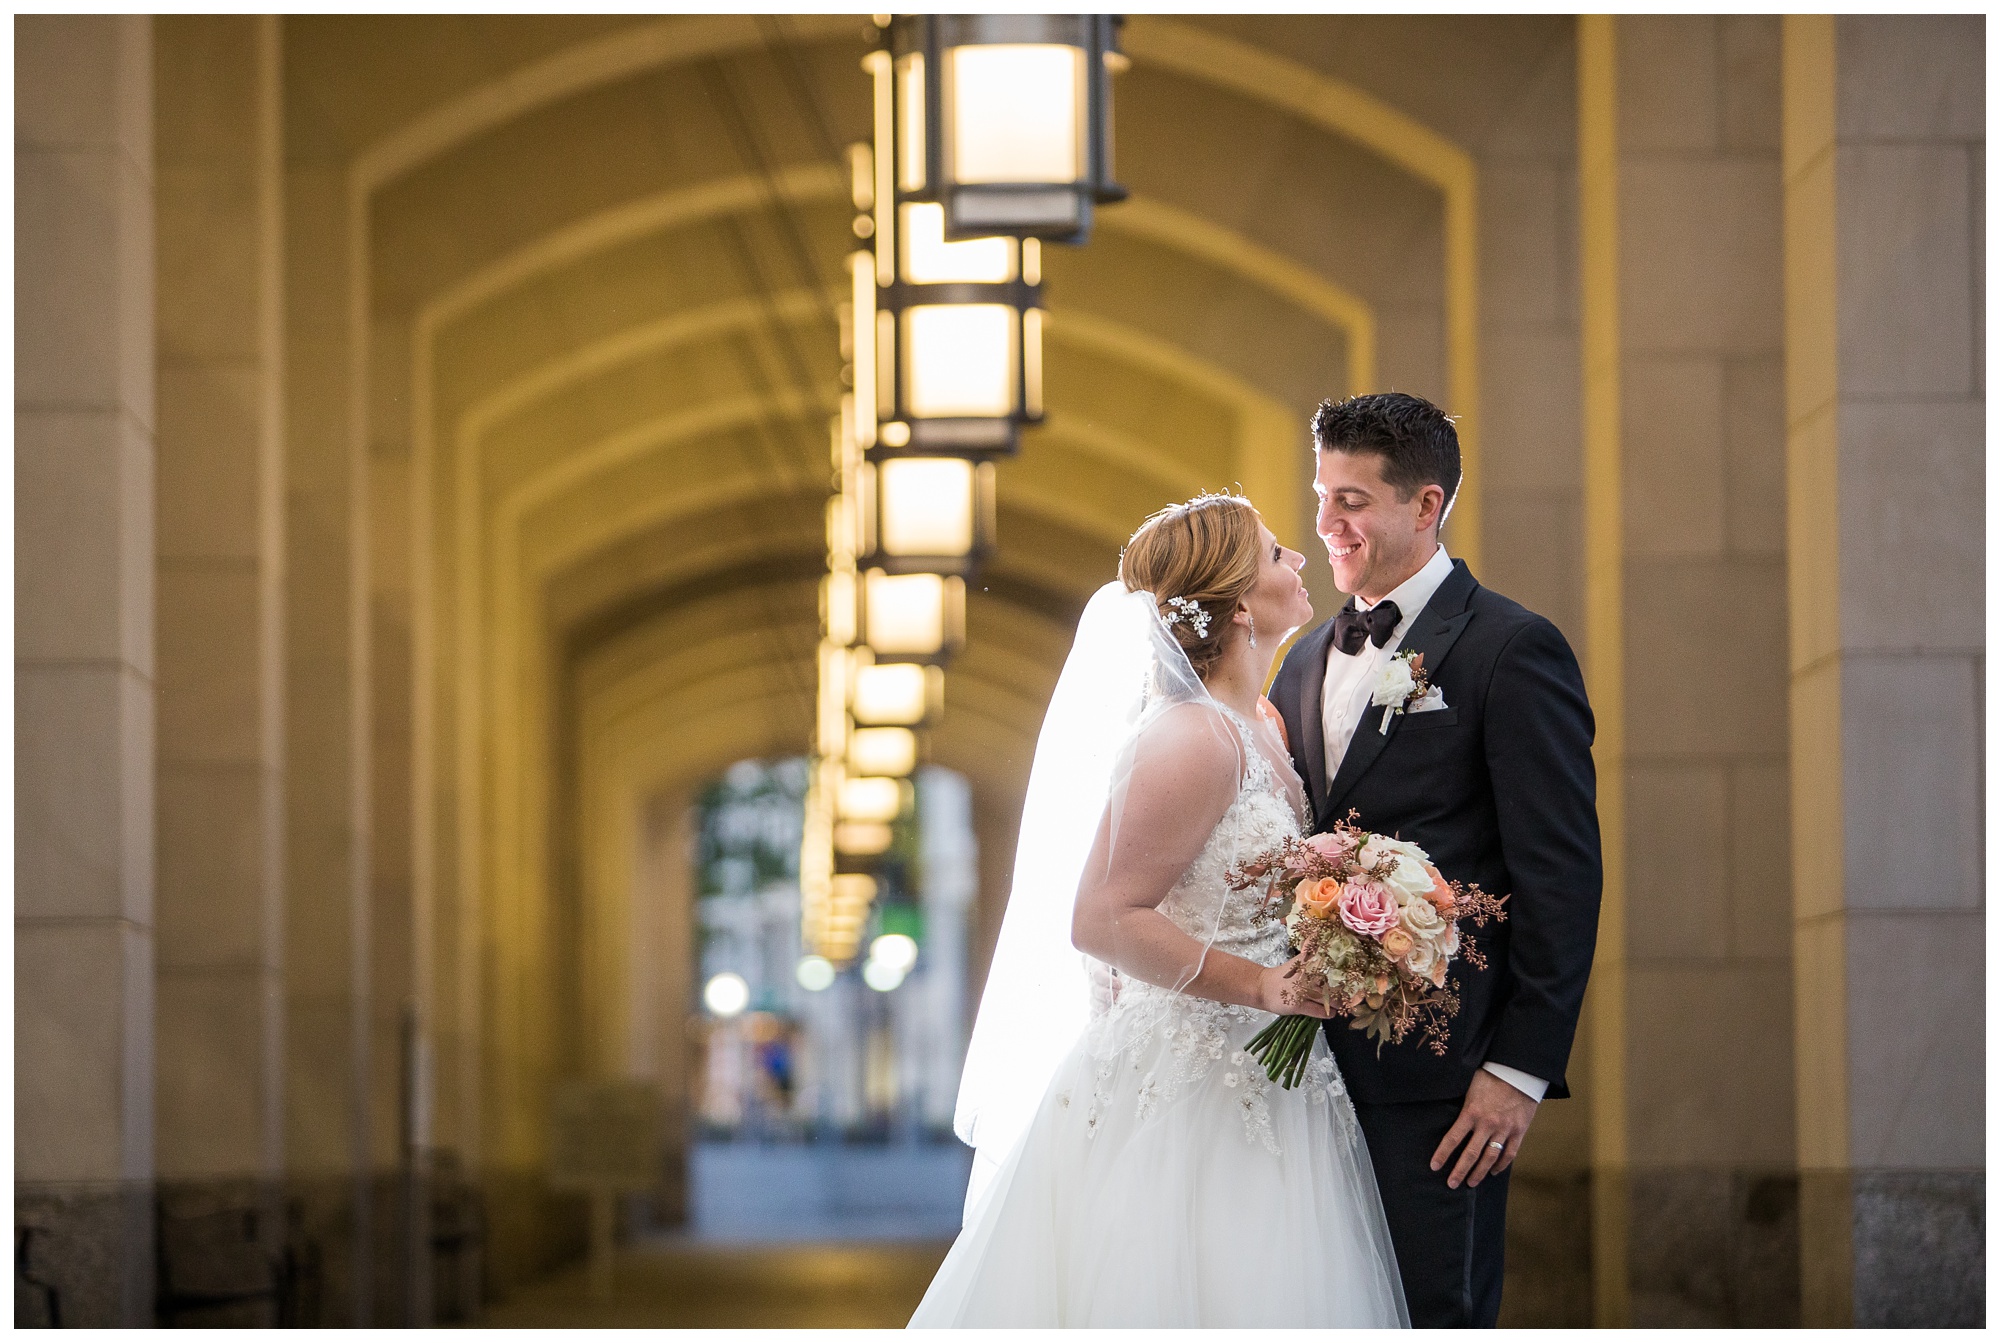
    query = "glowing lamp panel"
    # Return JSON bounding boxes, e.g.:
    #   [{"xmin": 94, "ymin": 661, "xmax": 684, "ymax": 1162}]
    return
[
  {"xmin": 852, "ymin": 662, "xmax": 931, "ymax": 725},
  {"xmin": 903, "ymin": 305, "xmax": 1017, "ymax": 419},
  {"xmin": 949, "ymin": 44, "xmax": 1084, "ymax": 184},
  {"xmin": 865, "ymin": 571, "xmax": 949, "ymax": 655},
  {"xmin": 900, "ymin": 202, "xmax": 1015, "ymax": 284},
  {"xmin": 878, "ymin": 457, "xmax": 976, "ymax": 557}
]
